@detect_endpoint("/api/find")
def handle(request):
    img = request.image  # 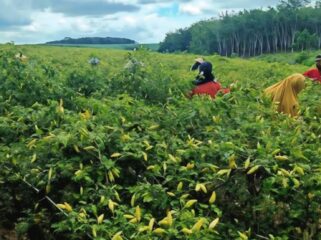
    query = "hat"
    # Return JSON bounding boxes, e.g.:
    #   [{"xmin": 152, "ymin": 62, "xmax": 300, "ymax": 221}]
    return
[
  {"xmin": 315, "ymin": 55, "xmax": 321, "ymax": 62},
  {"xmin": 195, "ymin": 57, "xmax": 204, "ymax": 63}
]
